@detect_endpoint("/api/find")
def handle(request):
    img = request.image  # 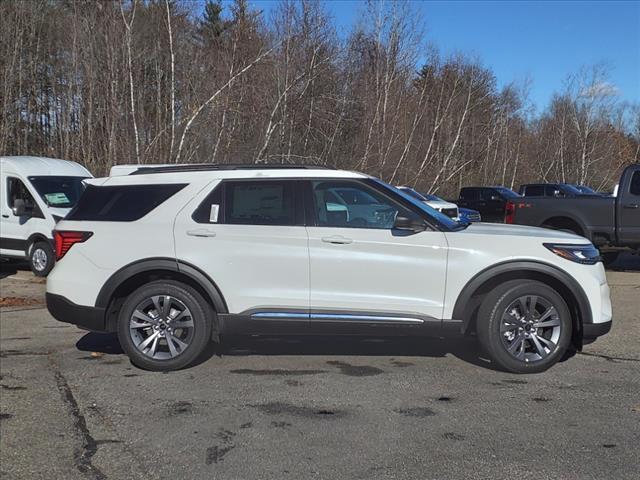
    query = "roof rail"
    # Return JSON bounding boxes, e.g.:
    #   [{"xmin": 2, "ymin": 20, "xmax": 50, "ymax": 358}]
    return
[{"xmin": 129, "ymin": 163, "xmax": 333, "ymax": 175}]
